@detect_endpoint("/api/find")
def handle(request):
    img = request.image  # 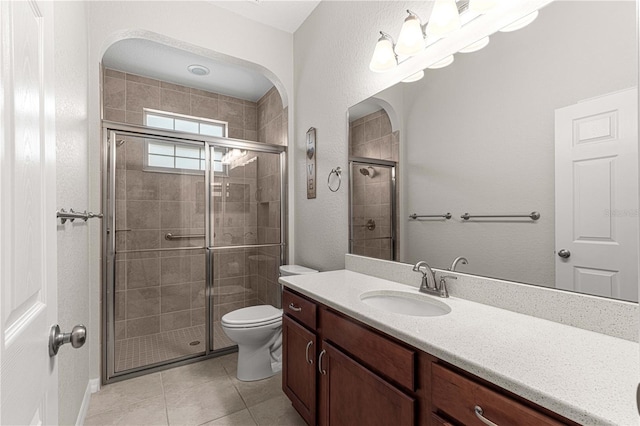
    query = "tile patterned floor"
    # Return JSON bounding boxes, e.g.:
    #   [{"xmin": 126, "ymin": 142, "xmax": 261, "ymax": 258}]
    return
[
  {"xmin": 115, "ymin": 324, "xmax": 235, "ymax": 372},
  {"xmin": 86, "ymin": 353, "xmax": 306, "ymax": 426}
]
